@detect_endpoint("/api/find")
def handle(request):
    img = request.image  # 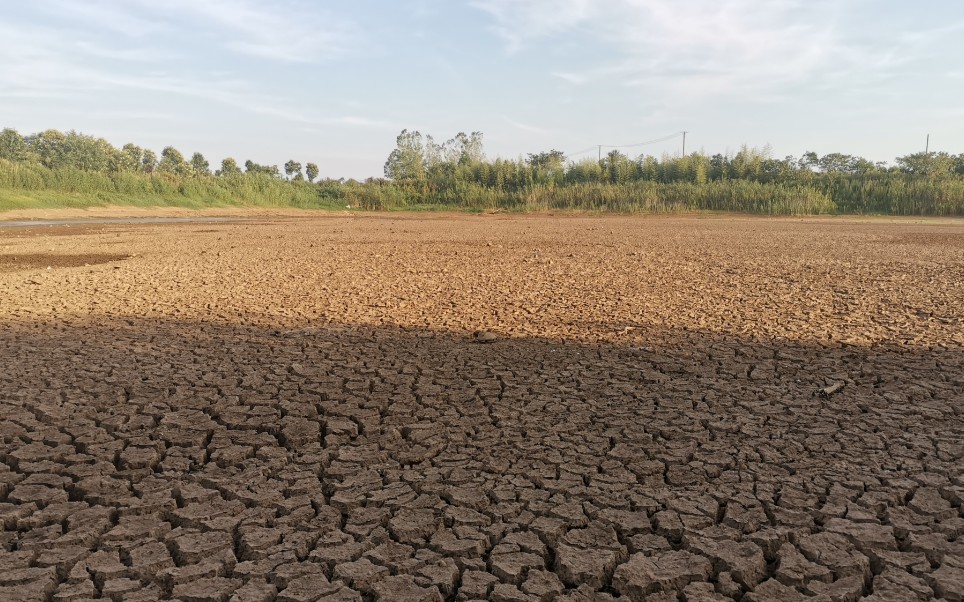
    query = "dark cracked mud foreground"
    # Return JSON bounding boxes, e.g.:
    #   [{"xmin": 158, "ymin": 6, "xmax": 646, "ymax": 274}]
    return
[{"xmin": 0, "ymin": 214, "xmax": 962, "ymax": 602}]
